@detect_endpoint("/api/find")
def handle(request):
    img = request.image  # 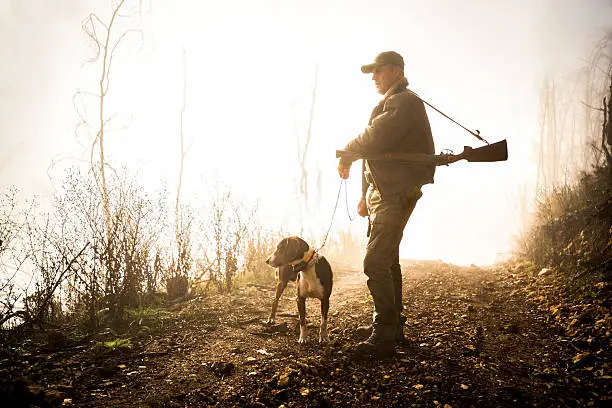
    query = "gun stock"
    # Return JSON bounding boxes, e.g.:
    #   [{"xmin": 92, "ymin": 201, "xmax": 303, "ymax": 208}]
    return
[{"xmin": 463, "ymin": 139, "xmax": 508, "ymax": 162}]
